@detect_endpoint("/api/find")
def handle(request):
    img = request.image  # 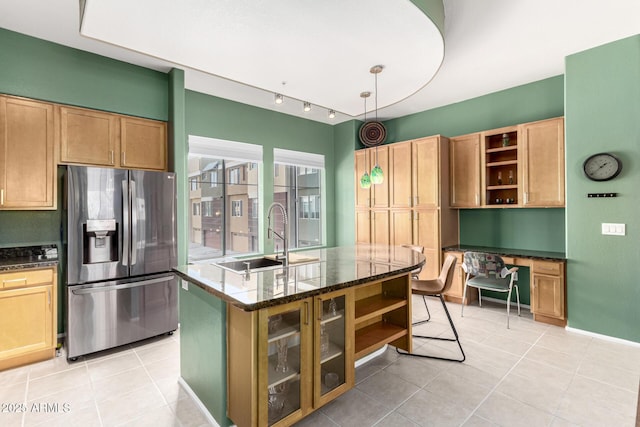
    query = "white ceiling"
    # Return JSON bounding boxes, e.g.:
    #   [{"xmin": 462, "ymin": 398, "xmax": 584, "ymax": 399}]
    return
[{"xmin": 1, "ymin": 0, "xmax": 640, "ymax": 125}]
